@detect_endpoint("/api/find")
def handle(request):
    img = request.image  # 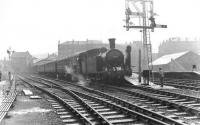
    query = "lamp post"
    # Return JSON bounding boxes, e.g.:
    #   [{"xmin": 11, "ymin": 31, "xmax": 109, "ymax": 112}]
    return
[
  {"xmin": 7, "ymin": 47, "xmax": 14, "ymax": 60},
  {"xmin": 6, "ymin": 47, "xmax": 15, "ymax": 91},
  {"xmin": 6, "ymin": 47, "xmax": 14, "ymax": 77}
]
